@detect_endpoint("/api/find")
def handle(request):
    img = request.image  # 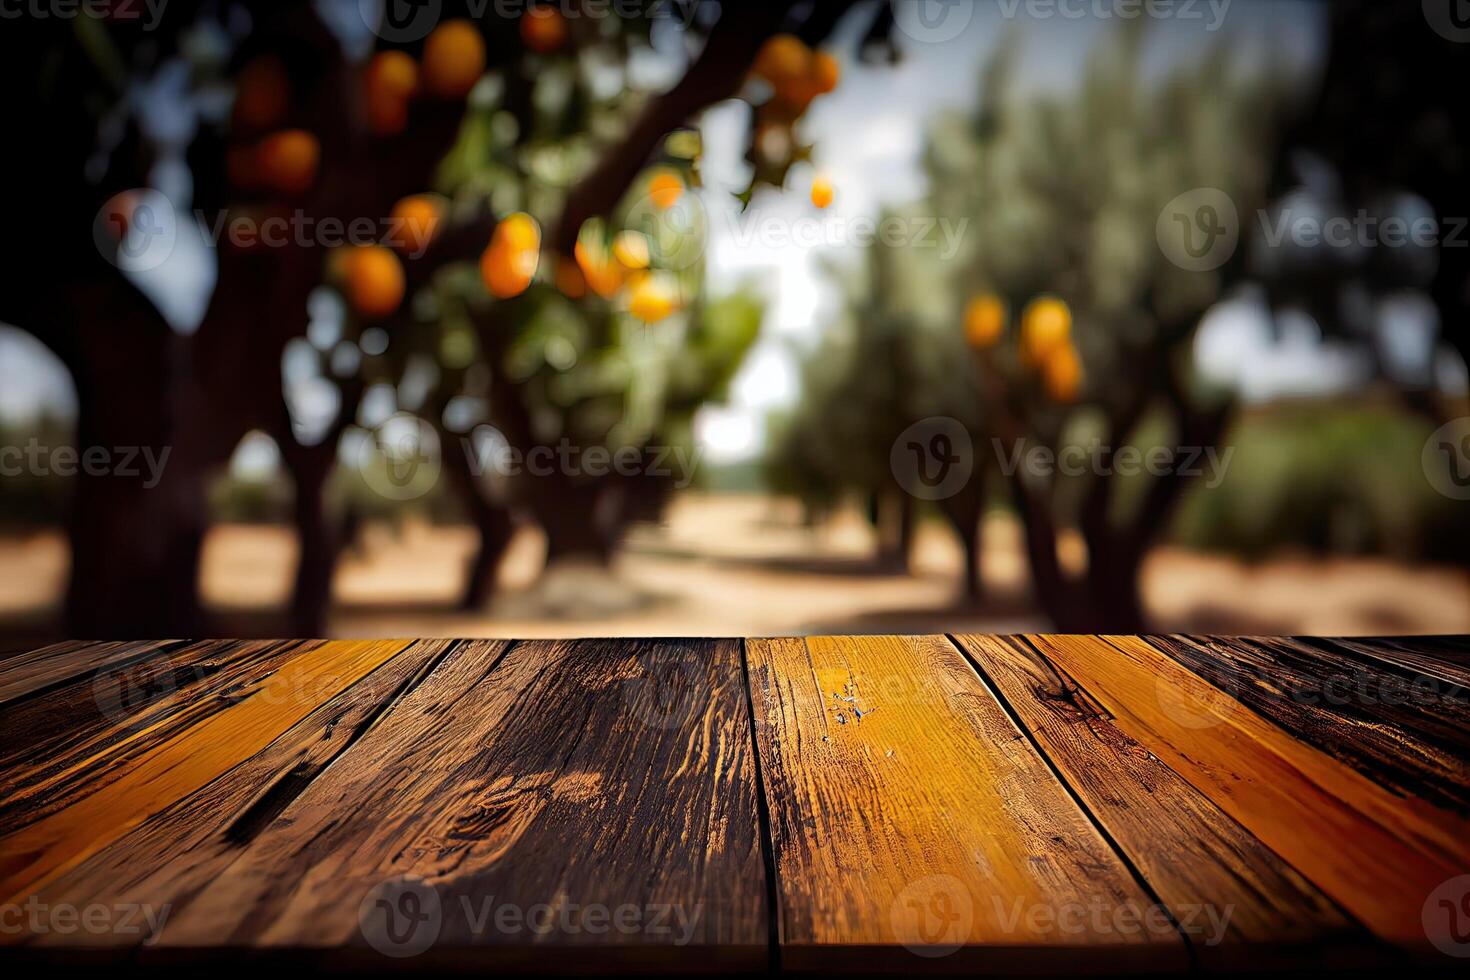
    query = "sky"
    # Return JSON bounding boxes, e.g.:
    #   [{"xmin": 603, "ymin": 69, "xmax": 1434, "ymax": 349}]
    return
[{"xmin": 3, "ymin": 0, "xmax": 1410, "ymax": 474}]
